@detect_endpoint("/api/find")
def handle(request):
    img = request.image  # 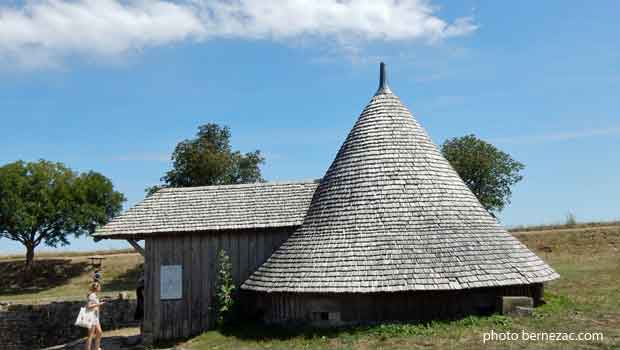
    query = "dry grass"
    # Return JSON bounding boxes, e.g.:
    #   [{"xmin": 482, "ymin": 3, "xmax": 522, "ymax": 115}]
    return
[
  {"xmin": 0, "ymin": 252, "xmax": 143, "ymax": 304},
  {"xmin": 0, "ymin": 248, "xmax": 135, "ymax": 261},
  {"xmin": 508, "ymin": 220, "xmax": 620, "ymax": 233}
]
